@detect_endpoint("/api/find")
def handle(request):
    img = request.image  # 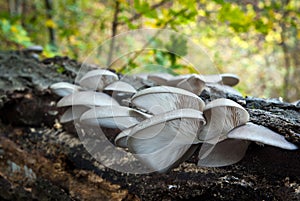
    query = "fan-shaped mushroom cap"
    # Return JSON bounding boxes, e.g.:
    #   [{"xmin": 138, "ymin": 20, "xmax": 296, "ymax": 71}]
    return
[
  {"xmin": 166, "ymin": 74, "xmax": 189, "ymax": 86},
  {"xmin": 131, "ymin": 86, "xmax": 205, "ymax": 114},
  {"xmin": 221, "ymin": 73, "xmax": 240, "ymax": 86},
  {"xmin": 57, "ymin": 91, "xmax": 119, "ymax": 107},
  {"xmin": 198, "ymin": 98, "xmax": 249, "ymax": 143},
  {"xmin": 104, "ymin": 81, "xmax": 137, "ymax": 94},
  {"xmin": 115, "ymin": 127, "xmax": 132, "ymax": 148},
  {"xmin": 227, "ymin": 122, "xmax": 298, "ymax": 150},
  {"xmin": 50, "ymin": 82, "xmax": 82, "ymax": 97},
  {"xmin": 198, "ymin": 139, "xmax": 250, "ymax": 167},
  {"xmin": 60, "ymin": 105, "xmax": 90, "ymax": 123},
  {"xmin": 176, "ymin": 74, "xmax": 205, "ymax": 95},
  {"xmin": 199, "ymin": 74, "xmax": 222, "ymax": 83},
  {"xmin": 127, "ymin": 108, "xmax": 206, "ymax": 172},
  {"xmin": 80, "ymin": 106, "xmax": 151, "ymax": 130},
  {"xmin": 148, "ymin": 73, "xmax": 174, "ymax": 85},
  {"xmin": 79, "ymin": 69, "xmax": 118, "ymax": 90}
]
